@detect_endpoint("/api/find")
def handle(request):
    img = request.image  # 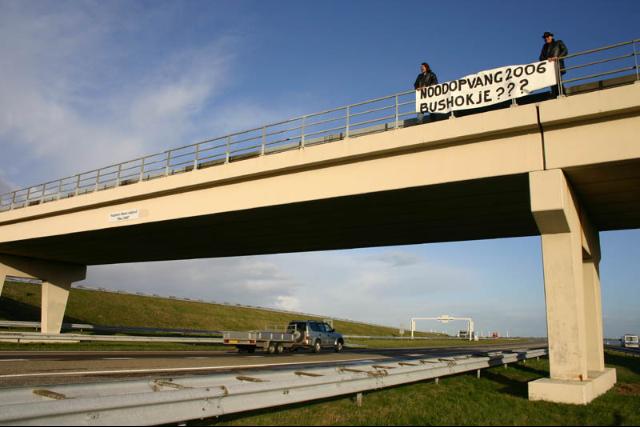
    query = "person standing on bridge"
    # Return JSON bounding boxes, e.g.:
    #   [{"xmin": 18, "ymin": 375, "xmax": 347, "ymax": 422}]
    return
[
  {"xmin": 539, "ymin": 31, "xmax": 568, "ymax": 97},
  {"xmin": 414, "ymin": 62, "xmax": 438, "ymax": 124}
]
